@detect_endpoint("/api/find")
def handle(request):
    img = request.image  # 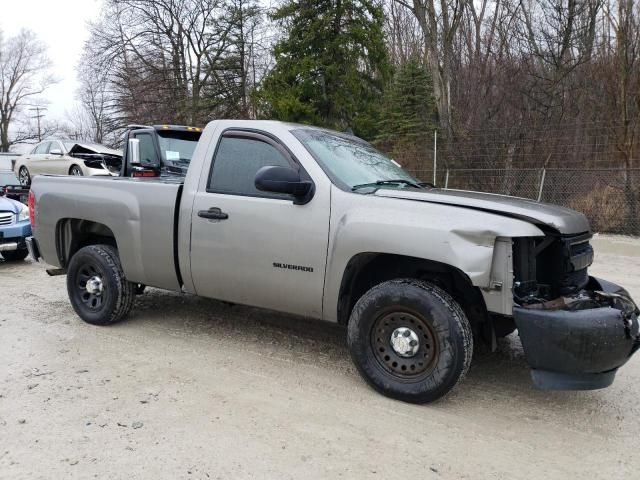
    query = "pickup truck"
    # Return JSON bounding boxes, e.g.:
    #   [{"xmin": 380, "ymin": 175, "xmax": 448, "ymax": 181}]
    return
[
  {"xmin": 27, "ymin": 120, "xmax": 640, "ymax": 403},
  {"xmin": 120, "ymin": 124, "xmax": 202, "ymax": 178}
]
